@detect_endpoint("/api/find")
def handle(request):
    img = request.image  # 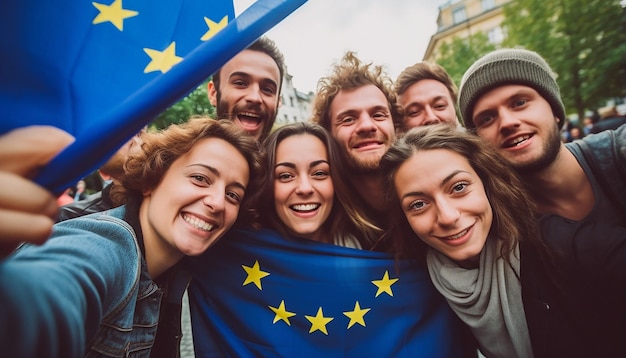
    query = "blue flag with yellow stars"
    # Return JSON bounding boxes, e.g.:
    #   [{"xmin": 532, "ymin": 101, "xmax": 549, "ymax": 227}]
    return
[
  {"xmin": 0, "ymin": 0, "xmax": 306, "ymax": 193},
  {"xmin": 186, "ymin": 228, "xmax": 467, "ymax": 357}
]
